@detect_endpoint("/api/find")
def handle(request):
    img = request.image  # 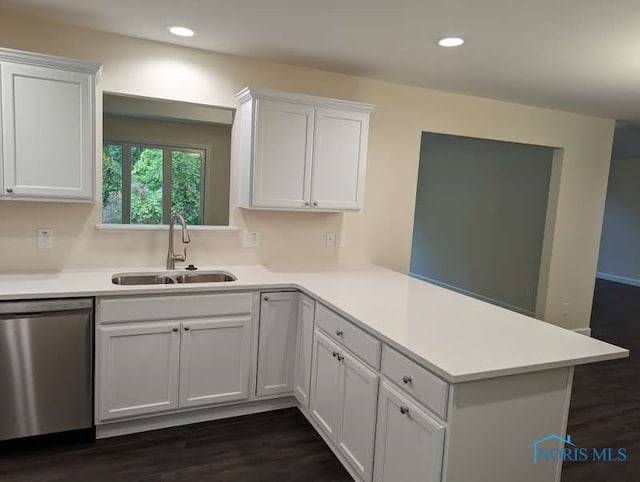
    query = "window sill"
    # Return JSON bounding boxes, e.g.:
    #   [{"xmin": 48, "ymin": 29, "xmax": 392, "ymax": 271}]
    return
[{"xmin": 95, "ymin": 224, "xmax": 239, "ymax": 232}]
